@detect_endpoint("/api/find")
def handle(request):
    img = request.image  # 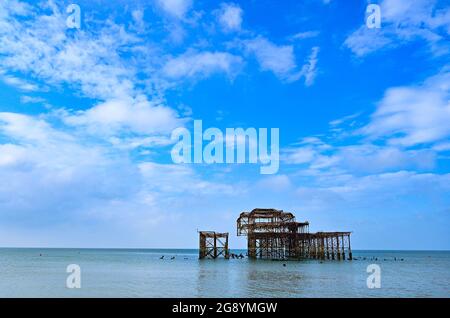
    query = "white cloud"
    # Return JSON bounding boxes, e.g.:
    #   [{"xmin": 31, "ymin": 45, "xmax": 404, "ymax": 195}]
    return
[
  {"xmin": 139, "ymin": 162, "xmax": 236, "ymax": 195},
  {"xmin": 242, "ymin": 37, "xmax": 320, "ymax": 85},
  {"xmin": 20, "ymin": 96, "xmax": 46, "ymax": 104},
  {"xmin": 162, "ymin": 51, "xmax": 243, "ymax": 80},
  {"xmin": 131, "ymin": 9, "xmax": 146, "ymax": 31},
  {"xmin": 284, "ymin": 141, "xmax": 435, "ymax": 174},
  {"xmin": 256, "ymin": 174, "xmax": 292, "ymax": 191},
  {"xmin": 296, "ymin": 170, "xmax": 450, "ymax": 213},
  {"xmin": 283, "ymin": 137, "xmax": 331, "ymax": 165},
  {"xmin": 1, "ymin": 0, "xmax": 32, "ymax": 16},
  {"xmin": 344, "ymin": 0, "xmax": 450, "ymax": 56},
  {"xmin": 334, "ymin": 145, "xmax": 435, "ymax": 173},
  {"xmin": 301, "ymin": 46, "xmax": 320, "ymax": 86},
  {"xmin": 0, "ymin": 3, "xmax": 138, "ymax": 100},
  {"xmin": 433, "ymin": 142, "xmax": 450, "ymax": 152},
  {"xmin": 243, "ymin": 37, "xmax": 299, "ymax": 82},
  {"xmin": 156, "ymin": 0, "xmax": 192, "ymax": 19},
  {"xmin": 329, "ymin": 112, "xmax": 361, "ymax": 127},
  {"xmin": 0, "ymin": 144, "xmax": 27, "ymax": 167},
  {"xmin": 0, "ymin": 113, "xmax": 137, "ymax": 218},
  {"xmin": 283, "ymin": 90, "xmax": 444, "ymax": 176},
  {"xmin": 283, "ymin": 147, "xmax": 317, "ymax": 165},
  {"xmin": 343, "ymin": 27, "xmax": 392, "ymax": 57},
  {"xmin": 284, "ymin": 70, "xmax": 449, "ymax": 177},
  {"xmin": 216, "ymin": 3, "xmax": 243, "ymax": 32},
  {"xmin": 303, "ymin": 171, "xmax": 450, "ymax": 206},
  {"xmin": 64, "ymin": 96, "xmax": 182, "ymax": 136},
  {"xmin": 0, "ymin": 112, "xmax": 237, "ymax": 236},
  {"xmin": 361, "ymin": 71, "xmax": 450, "ymax": 147},
  {"xmin": 291, "ymin": 31, "xmax": 320, "ymax": 40},
  {"xmin": 1, "ymin": 74, "xmax": 39, "ymax": 92},
  {"xmin": 0, "ymin": 1, "xmax": 183, "ymax": 138},
  {"xmin": 0, "ymin": 112, "xmax": 64, "ymax": 143}
]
